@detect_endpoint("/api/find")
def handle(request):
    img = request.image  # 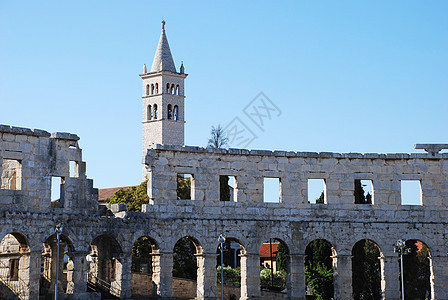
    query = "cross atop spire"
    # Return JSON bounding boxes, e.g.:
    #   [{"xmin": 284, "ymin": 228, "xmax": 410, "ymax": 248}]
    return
[{"xmin": 150, "ymin": 20, "xmax": 176, "ymax": 73}]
